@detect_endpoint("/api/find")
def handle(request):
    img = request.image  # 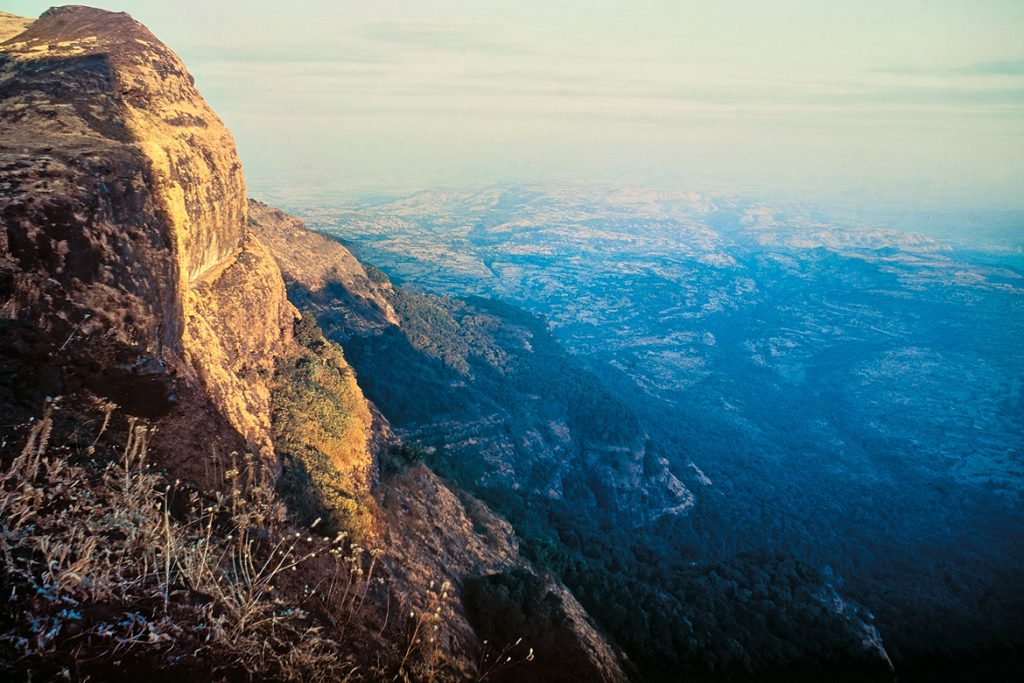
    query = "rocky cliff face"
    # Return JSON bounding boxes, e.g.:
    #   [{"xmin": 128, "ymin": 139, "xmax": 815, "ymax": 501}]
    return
[
  {"xmin": 0, "ymin": 7, "xmax": 631, "ymax": 681},
  {"xmin": 0, "ymin": 6, "xmax": 291, "ymax": 463},
  {"xmin": 380, "ymin": 463, "xmax": 631, "ymax": 683}
]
